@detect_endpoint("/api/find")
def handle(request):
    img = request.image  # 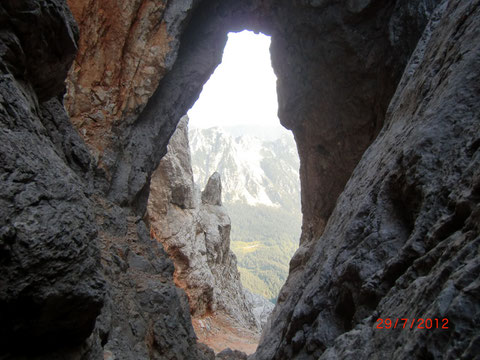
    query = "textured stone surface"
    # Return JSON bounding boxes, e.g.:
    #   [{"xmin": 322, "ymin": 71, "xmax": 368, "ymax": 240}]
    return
[
  {"xmin": 202, "ymin": 172, "xmax": 222, "ymax": 206},
  {"xmin": 244, "ymin": 289, "xmax": 275, "ymax": 330},
  {"xmin": 0, "ymin": 1, "xmax": 105, "ymax": 354},
  {"xmin": 65, "ymin": 0, "xmax": 200, "ymax": 164},
  {"xmin": 105, "ymin": 0, "xmax": 233, "ymax": 210},
  {"xmin": 147, "ymin": 116, "xmax": 261, "ymax": 332},
  {"xmin": 255, "ymin": 0, "xmax": 480, "ymax": 358},
  {"xmin": 269, "ymin": 0, "xmax": 443, "ymax": 244},
  {"xmin": 216, "ymin": 348, "xmax": 248, "ymax": 360},
  {"xmin": 91, "ymin": 202, "xmax": 210, "ymax": 360},
  {"xmin": 0, "ymin": 1, "xmax": 213, "ymax": 359}
]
